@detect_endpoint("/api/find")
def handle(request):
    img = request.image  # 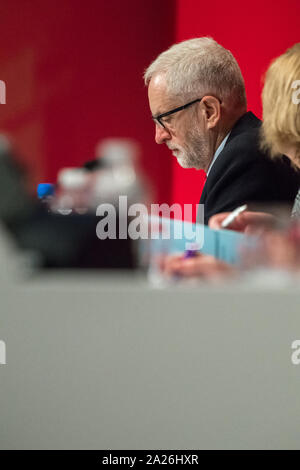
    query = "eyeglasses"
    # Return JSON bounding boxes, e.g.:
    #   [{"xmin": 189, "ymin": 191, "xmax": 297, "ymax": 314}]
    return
[{"xmin": 152, "ymin": 98, "xmax": 203, "ymax": 130}]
